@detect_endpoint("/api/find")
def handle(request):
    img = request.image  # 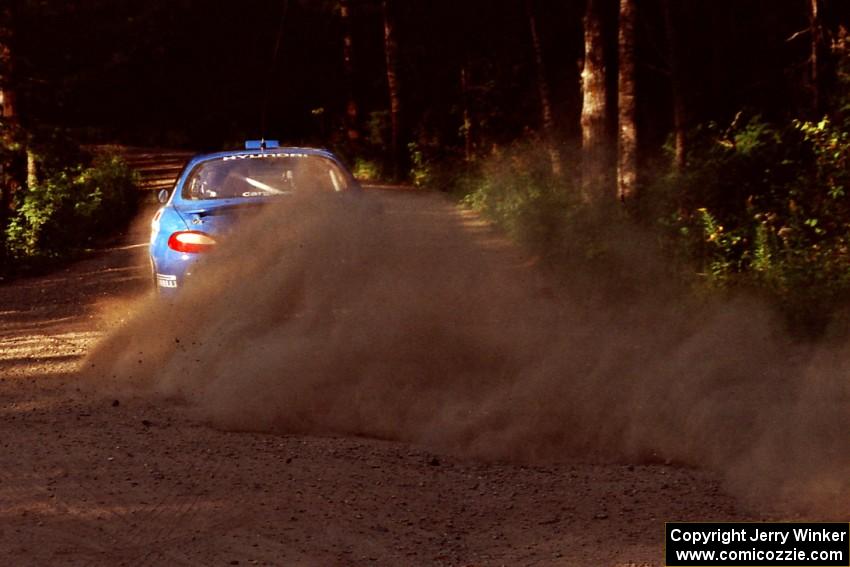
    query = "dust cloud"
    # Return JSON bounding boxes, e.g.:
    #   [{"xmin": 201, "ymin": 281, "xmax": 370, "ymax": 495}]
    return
[{"xmin": 84, "ymin": 191, "xmax": 849, "ymax": 515}]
